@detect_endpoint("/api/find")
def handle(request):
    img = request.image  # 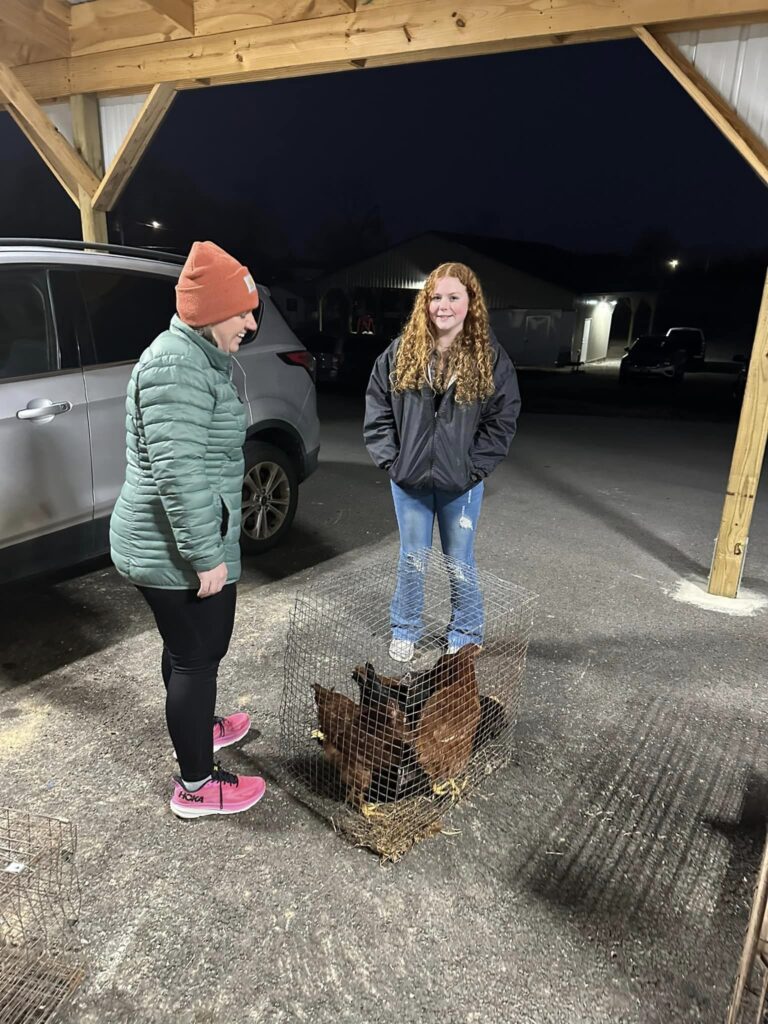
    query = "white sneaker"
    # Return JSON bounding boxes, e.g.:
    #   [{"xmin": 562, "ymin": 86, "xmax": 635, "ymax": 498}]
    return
[
  {"xmin": 448, "ymin": 642, "xmax": 482, "ymax": 655},
  {"xmin": 389, "ymin": 638, "xmax": 414, "ymax": 662}
]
